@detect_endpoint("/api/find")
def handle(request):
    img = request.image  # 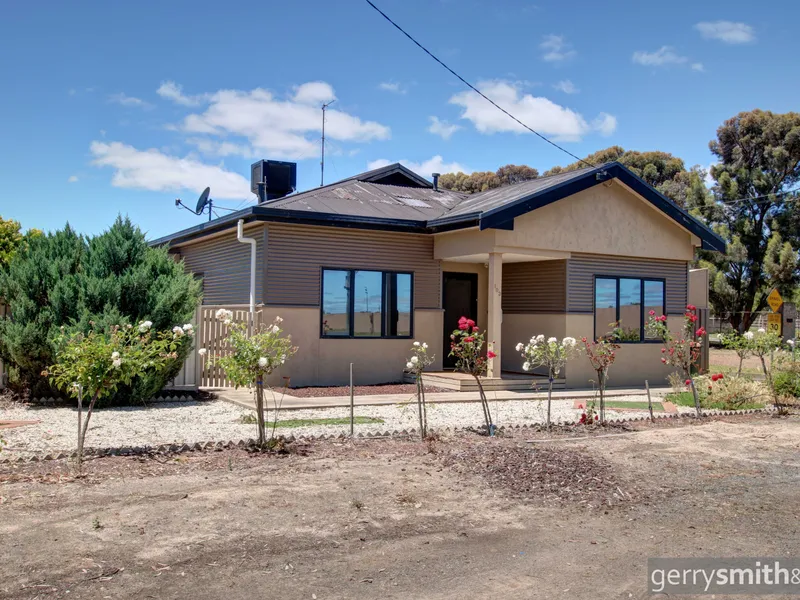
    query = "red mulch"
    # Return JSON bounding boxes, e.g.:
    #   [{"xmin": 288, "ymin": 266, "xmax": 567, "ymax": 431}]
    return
[{"xmin": 286, "ymin": 383, "xmax": 450, "ymax": 398}]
